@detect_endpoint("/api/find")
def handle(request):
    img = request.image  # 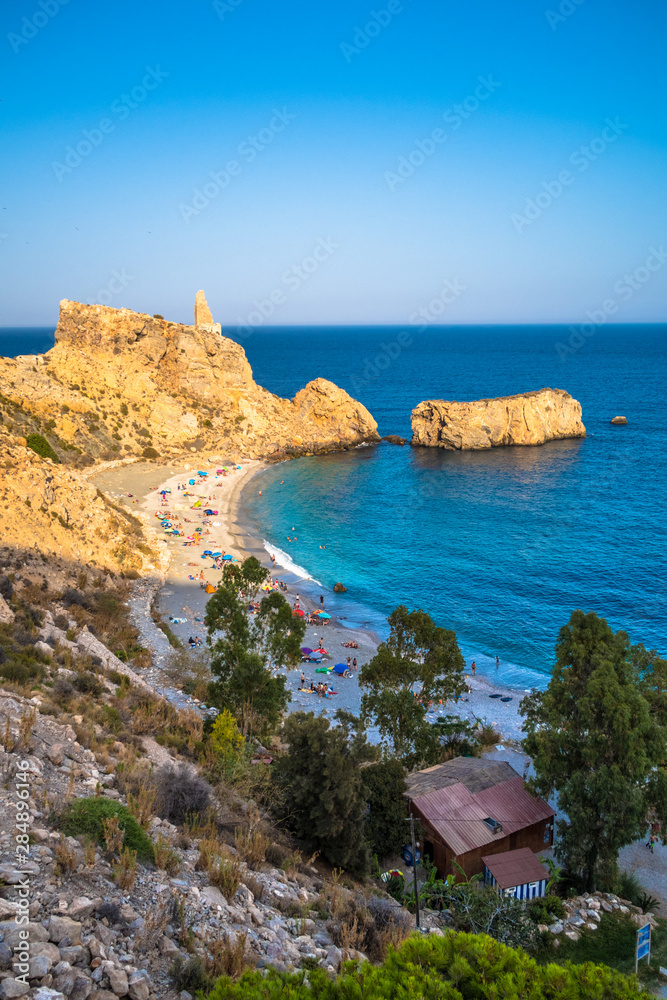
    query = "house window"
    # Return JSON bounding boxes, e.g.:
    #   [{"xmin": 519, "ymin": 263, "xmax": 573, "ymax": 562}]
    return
[
  {"xmin": 544, "ymin": 824, "xmax": 552, "ymax": 843},
  {"xmin": 529, "ymin": 881, "xmax": 538, "ymax": 899}
]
